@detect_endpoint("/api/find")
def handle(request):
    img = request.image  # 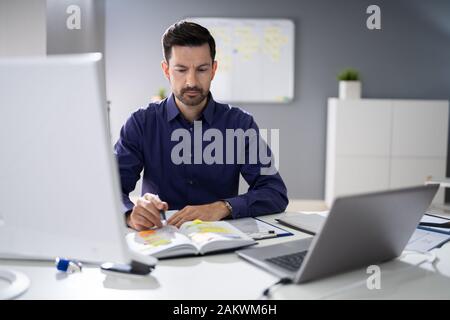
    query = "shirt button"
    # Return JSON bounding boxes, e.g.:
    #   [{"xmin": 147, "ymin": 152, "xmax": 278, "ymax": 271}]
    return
[
  {"xmin": 189, "ymin": 127, "xmax": 193, "ymax": 131},
  {"xmin": 188, "ymin": 180, "xmax": 194, "ymax": 185}
]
